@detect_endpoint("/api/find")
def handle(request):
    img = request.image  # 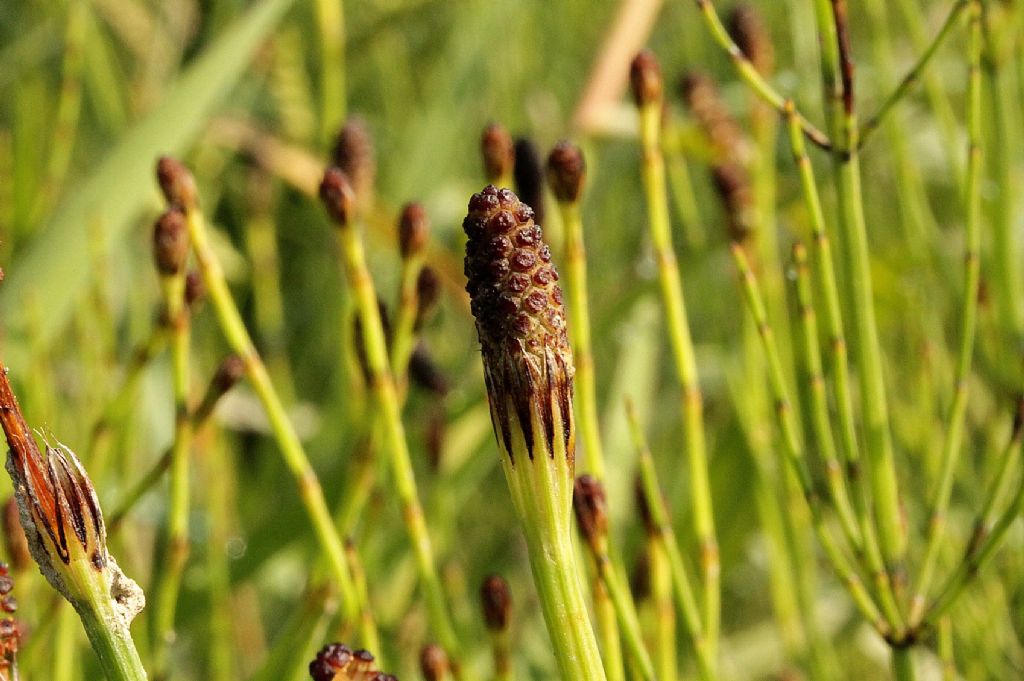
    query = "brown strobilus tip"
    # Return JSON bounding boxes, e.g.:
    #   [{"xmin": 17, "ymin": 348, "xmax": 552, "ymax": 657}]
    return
[
  {"xmin": 546, "ymin": 141, "xmax": 587, "ymax": 204},
  {"xmin": 153, "ymin": 209, "xmax": 190, "ymax": 276},
  {"xmin": 415, "ymin": 266, "xmax": 441, "ymax": 329},
  {"xmin": 480, "ymin": 574, "xmax": 512, "ymax": 632},
  {"xmin": 419, "ymin": 643, "xmax": 450, "ymax": 681},
  {"xmin": 463, "ymin": 185, "xmax": 573, "ymax": 463},
  {"xmin": 727, "ymin": 4, "xmax": 775, "ymax": 75},
  {"xmin": 309, "ymin": 643, "xmax": 397, "ymax": 681},
  {"xmin": 156, "ymin": 156, "xmax": 199, "ymax": 212},
  {"xmin": 513, "ymin": 138, "xmax": 545, "ymax": 227},
  {"xmin": 0, "ymin": 562, "xmax": 18, "ymax": 679},
  {"xmin": 711, "ymin": 162, "xmax": 754, "ymax": 244},
  {"xmin": 481, "ymin": 122, "xmax": 515, "ymax": 185},
  {"xmin": 331, "ymin": 116, "xmax": 376, "ymax": 210},
  {"xmin": 184, "ymin": 270, "xmax": 206, "ymax": 309},
  {"xmin": 629, "ymin": 50, "xmax": 663, "ymax": 107},
  {"xmin": 634, "ymin": 475, "xmax": 658, "ymax": 538},
  {"xmin": 398, "ymin": 202, "xmax": 430, "ymax": 259},
  {"xmin": 320, "ymin": 167, "xmax": 356, "ymax": 227},
  {"xmin": 573, "ymin": 474, "xmax": 609, "ymax": 552}
]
